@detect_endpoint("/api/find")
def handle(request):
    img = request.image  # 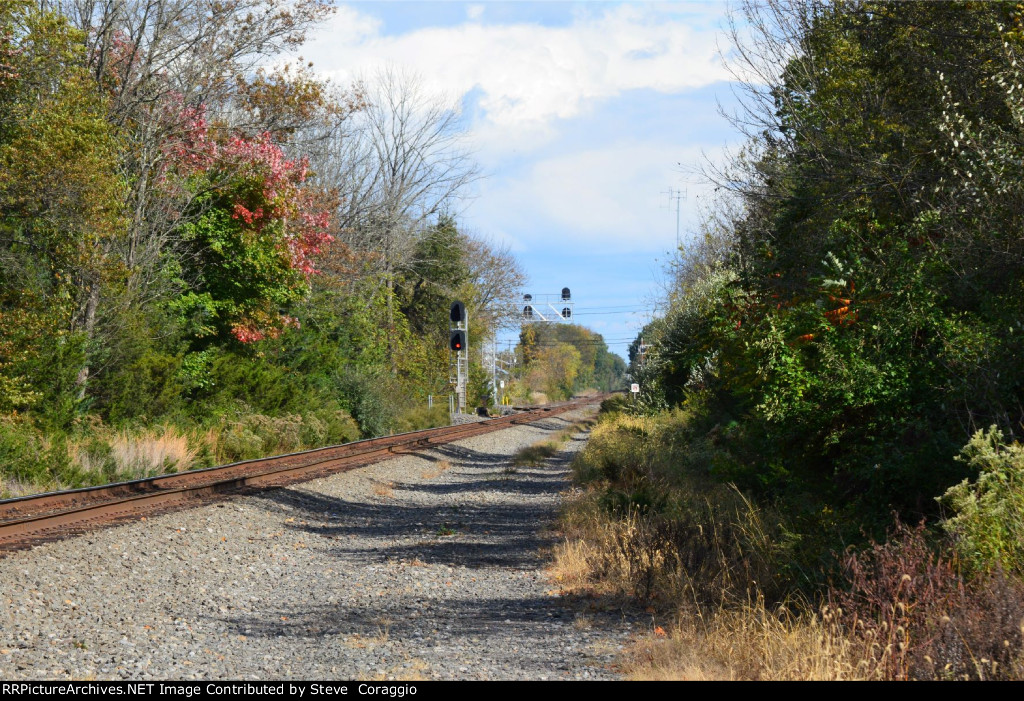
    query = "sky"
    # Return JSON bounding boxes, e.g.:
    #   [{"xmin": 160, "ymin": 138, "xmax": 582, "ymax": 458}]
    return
[{"xmin": 301, "ymin": 1, "xmax": 744, "ymax": 360}]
